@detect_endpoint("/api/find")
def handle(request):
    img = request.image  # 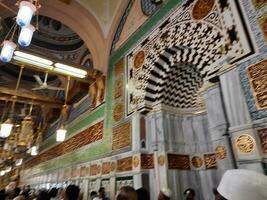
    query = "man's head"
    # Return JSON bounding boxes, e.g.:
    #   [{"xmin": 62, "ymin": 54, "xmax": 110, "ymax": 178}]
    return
[
  {"xmin": 136, "ymin": 188, "xmax": 150, "ymax": 200},
  {"xmin": 217, "ymin": 169, "xmax": 267, "ymax": 200},
  {"xmin": 90, "ymin": 191, "xmax": 97, "ymax": 200},
  {"xmin": 49, "ymin": 188, "xmax": 58, "ymax": 198},
  {"xmin": 98, "ymin": 187, "xmax": 105, "ymax": 198},
  {"xmin": 65, "ymin": 185, "xmax": 80, "ymax": 200},
  {"xmin": 116, "ymin": 186, "xmax": 137, "ymax": 200},
  {"xmin": 183, "ymin": 188, "xmax": 195, "ymax": 199},
  {"xmin": 158, "ymin": 188, "xmax": 171, "ymax": 200}
]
